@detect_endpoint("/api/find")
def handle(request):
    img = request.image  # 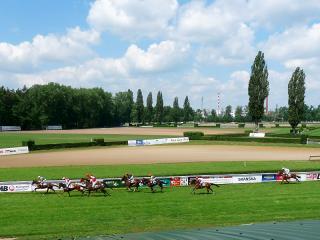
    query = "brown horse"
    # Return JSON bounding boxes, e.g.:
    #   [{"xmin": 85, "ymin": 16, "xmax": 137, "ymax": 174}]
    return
[
  {"xmin": 31, "ymin": 180, "xmax": 58, "ymax": 193},
  {"xmin": 121, "ymin": 175, "xmax": 141, "ymax": 192},
  {"xmin": 80, "ymin": 178, "xmax": 110, "ymax": 196},
  {"xmin": 278, "ymin": 171, "xmax": 301, "ymax": 184},
  {"xmin": 58, "ymin": 182, "xmax": 86, "ymax": 197},
  {"xmin": 141, "ymin": 178, "xmax": 164, "ymax": 193},
  {"xmin": 190, "ymin": 179, "xmax": 220, "ymax": 194}
]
